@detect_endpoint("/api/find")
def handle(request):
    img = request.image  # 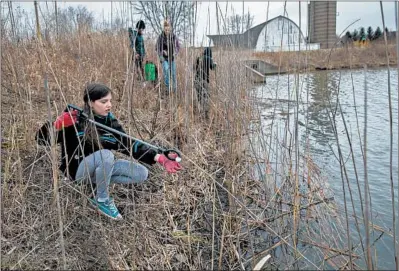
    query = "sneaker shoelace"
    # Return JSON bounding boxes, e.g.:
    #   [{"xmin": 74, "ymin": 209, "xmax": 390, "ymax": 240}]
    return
[{"xmin": 105, "ymin": 199, "xmax": 118, "ymax": 213}]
